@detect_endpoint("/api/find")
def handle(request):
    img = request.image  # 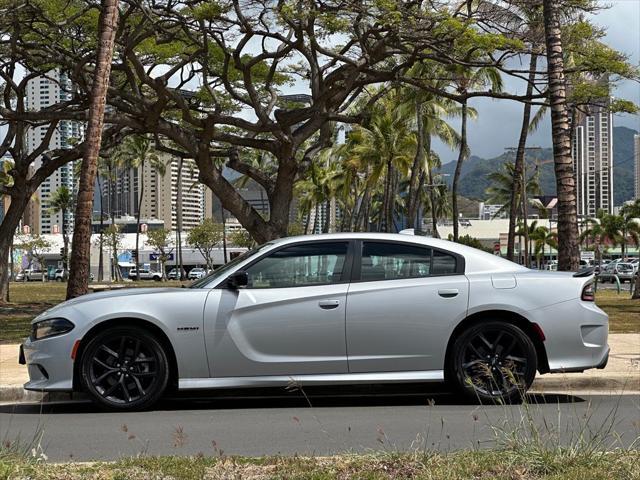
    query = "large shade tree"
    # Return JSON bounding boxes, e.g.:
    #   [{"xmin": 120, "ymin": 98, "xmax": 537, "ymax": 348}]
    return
[{"xmin": 3, "ymin": 0, "xmax": 553, "ymax": 244}]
